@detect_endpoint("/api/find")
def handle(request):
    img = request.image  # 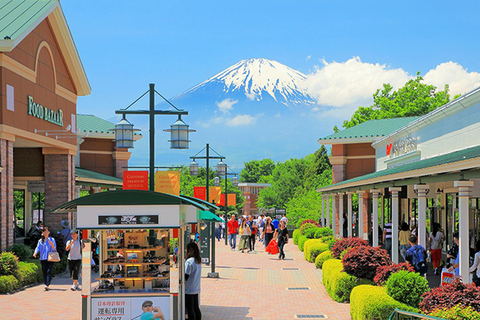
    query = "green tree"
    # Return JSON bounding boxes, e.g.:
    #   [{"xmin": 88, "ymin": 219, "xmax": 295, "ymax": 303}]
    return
[
  {"xmin": 343, "ymin": 75, "xmax": 451, "ymax": 129},
  {"xmin": 239, "ymin": 159, "xmax": 275, "ymax": 183}
]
